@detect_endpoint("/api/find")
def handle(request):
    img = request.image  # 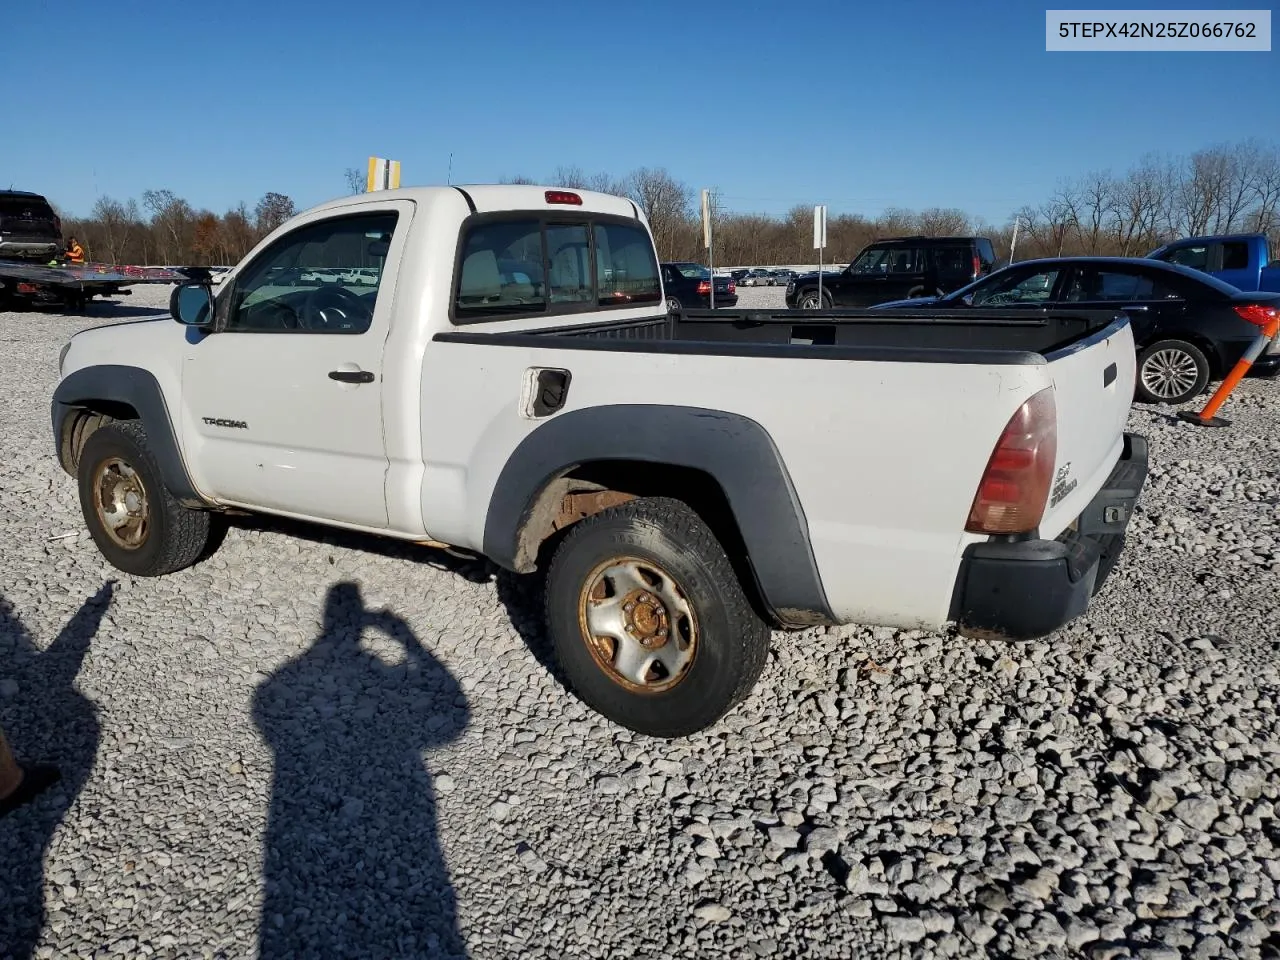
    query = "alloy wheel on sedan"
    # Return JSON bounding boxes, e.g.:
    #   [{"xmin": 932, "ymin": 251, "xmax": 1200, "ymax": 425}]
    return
[{"xmin": 1136, "ymin": 339, "xmax": 1210, "ymax": 405}]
